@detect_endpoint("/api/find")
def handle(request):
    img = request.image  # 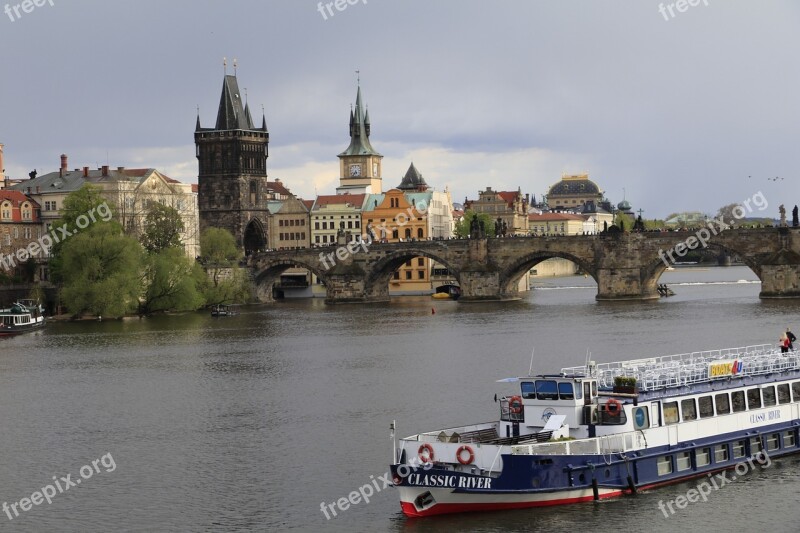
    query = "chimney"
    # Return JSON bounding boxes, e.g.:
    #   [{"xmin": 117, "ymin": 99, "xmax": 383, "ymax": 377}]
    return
[
  {"xmin": 60, "ymin": 154, "xmax": 68, "ymax": 171},
  {"xmin": 83, "ymin": 166, "xmax": 89, "ymax": 177},
  {"xmin": 101, "ymin": 165, "xmax": 109, "ymax": 177},
  {"xmin": 117, "ymin": 166, "xmax": 124, "ymax": 172}
]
